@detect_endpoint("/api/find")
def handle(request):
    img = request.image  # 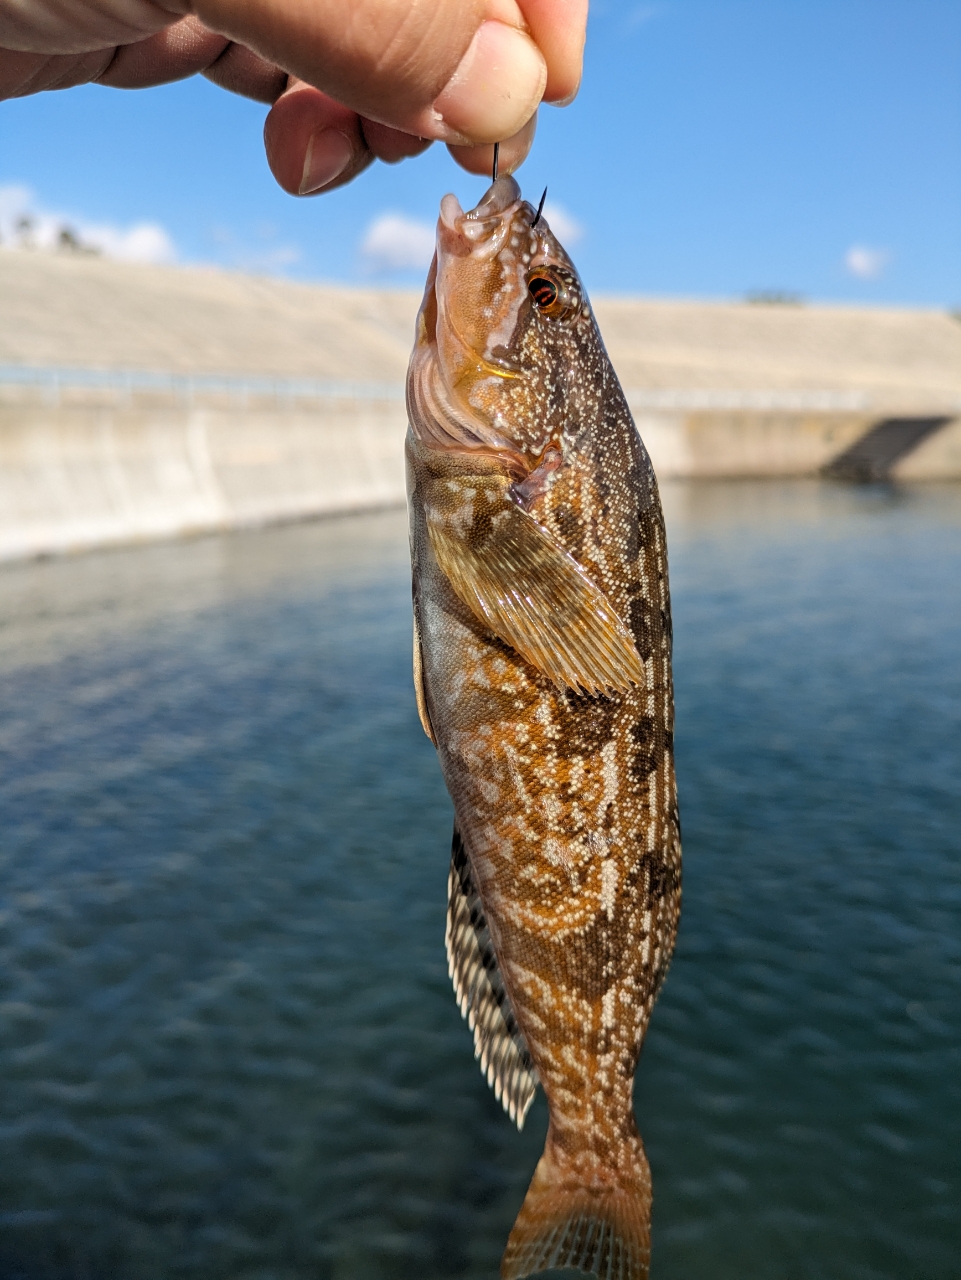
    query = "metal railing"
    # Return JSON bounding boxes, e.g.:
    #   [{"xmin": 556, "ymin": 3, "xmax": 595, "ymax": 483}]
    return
[
  {"xmin": 0, "ymin": 364, "xmax": 403, "ymax": 405},
  {"xmin": 625, "ymin": 388, "xmax": 872, "ymax": 412},
  {"xmin": 1, "ymin": 364, "xmax": 955, "ymax": 416}
]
